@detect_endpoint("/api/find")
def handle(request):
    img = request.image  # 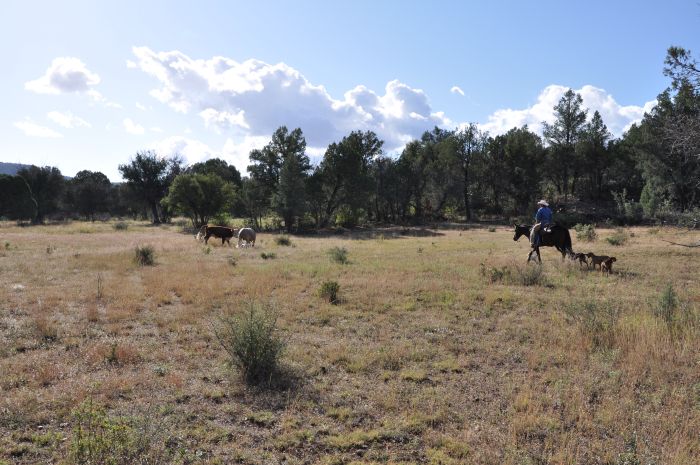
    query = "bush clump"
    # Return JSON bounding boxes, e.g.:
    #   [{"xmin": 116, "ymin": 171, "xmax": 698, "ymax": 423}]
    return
[
  {"xmin": 215, "ymin": 302, "xmax": 285, "ymax": 385},
  {"xmin": 134, "ymin": 245, "xmax": 155, "ymax": 266},
  {"xmin": 113, "ymin": 221, "xmax": 129, "ymax": 231},
  {"xmin": 480, "ymin": 263, "xmax": 511, "ymax": 283},
  {"xmin": 653, "ymin": 283, "xmax": 696, "ymax": 335},
  {"xmin": 564, "ymin": 300, "xmax": 620, "ymax": 350},
  {"xmin": 514, "ymin": 264, "xmax": 546, "ymax": 286},
  {"xmin": 69, "ymin": 400, "xmax": 172, "ymax": 465},
  {"xmin": 574, "ymin": 223, "xmax": 597, "ymax": 242},
  {"xmin": 275, "ymin": 236, "xmax": 292, "ymax": 246},
  {"xmin": 606, "ymin": 228, "xmax": 628, "ymax": 246},
  {"xmin": 260, "ymin": 252, "xmax": 276, "ymax": 260},
  {"xmin": 328, "ymin": 246, "xmax": 349, "ymax": 264},
  {"xmin": 319, "ymin": 280, "xmax": 341, "ymax": 304}
]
